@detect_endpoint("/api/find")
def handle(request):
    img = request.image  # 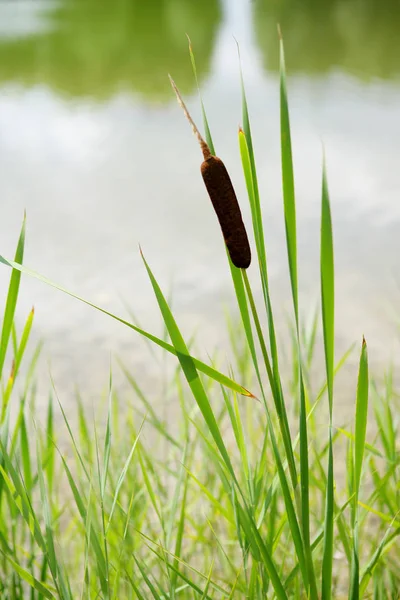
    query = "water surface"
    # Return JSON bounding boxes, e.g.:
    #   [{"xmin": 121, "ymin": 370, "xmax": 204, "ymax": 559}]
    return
[{"xmin": 0, "ymin": 0, "xmax": 399, "ymax": 411}]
